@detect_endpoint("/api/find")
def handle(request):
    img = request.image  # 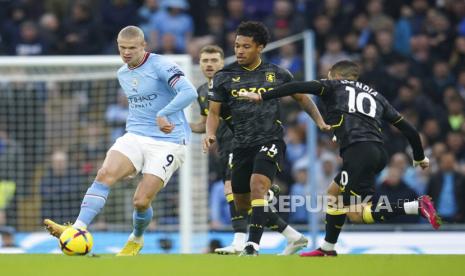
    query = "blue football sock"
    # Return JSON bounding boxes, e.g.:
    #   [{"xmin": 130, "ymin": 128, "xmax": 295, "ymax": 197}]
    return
[
  {"xmin": 132, "ymin": 207, "xmax": 153, "ymax": 237},
  {"xmin": 76, "ymin": 181, "xmax": 110, "ymax": 227}
]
